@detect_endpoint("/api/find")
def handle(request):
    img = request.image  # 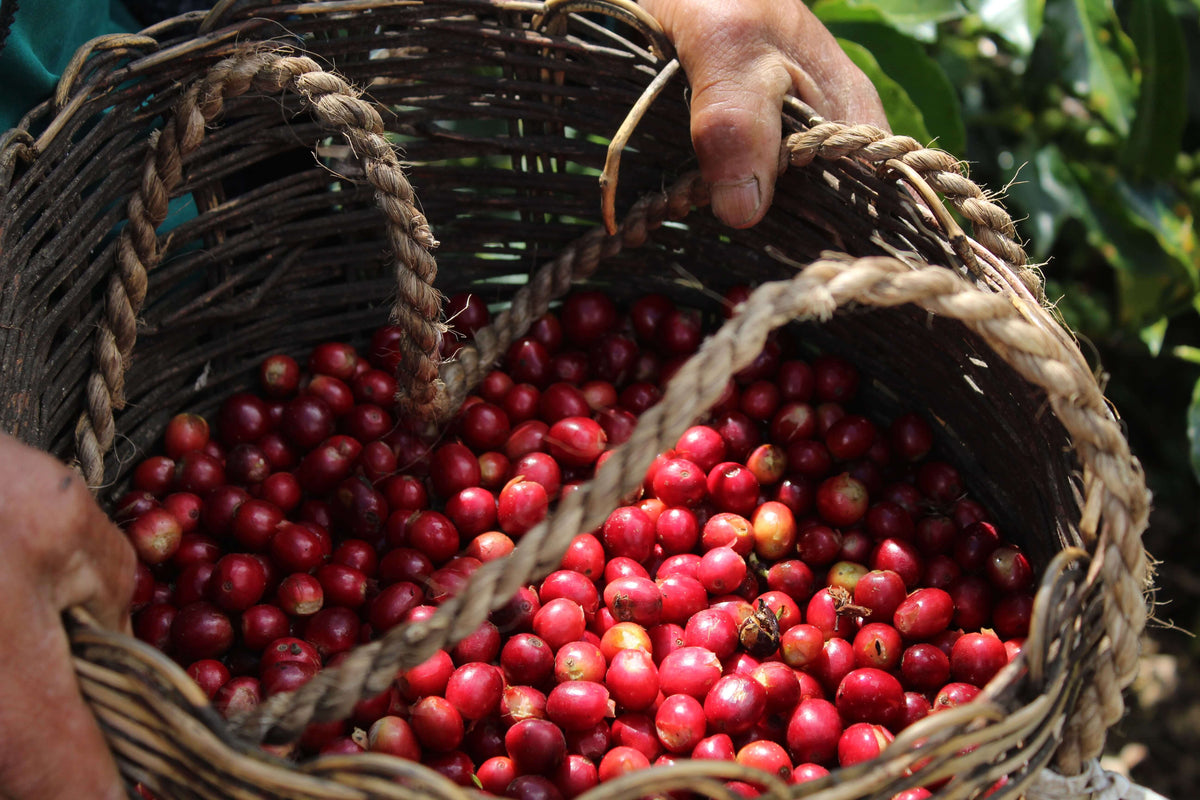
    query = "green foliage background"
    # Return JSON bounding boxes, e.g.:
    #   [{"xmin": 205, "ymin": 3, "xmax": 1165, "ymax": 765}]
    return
[{"xmin": 815, "ymin": 0, "xmax": 1200, "ymax": 571}]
